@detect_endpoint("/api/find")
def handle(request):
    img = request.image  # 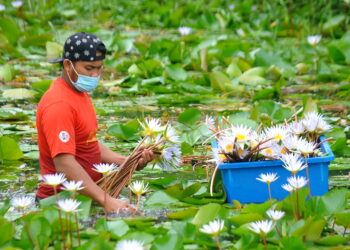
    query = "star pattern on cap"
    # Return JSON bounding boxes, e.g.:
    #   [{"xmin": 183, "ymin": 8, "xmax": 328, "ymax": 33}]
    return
[{"xmin": 60, "ymin": 32, "xmax": 106, "ymax": 63}]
